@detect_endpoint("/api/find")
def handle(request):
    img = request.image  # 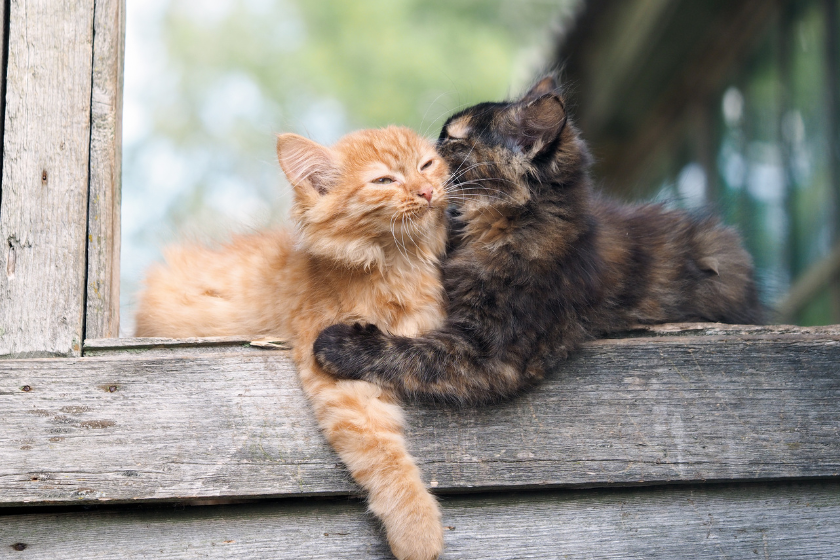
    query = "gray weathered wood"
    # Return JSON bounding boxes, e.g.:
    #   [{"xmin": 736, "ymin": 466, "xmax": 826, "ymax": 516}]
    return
[
  {"xmin": 89, "ymin": 323, "xmax": 839, "ymax": 343},
  {"xmin": 1, "ymin": 482, "xmax": 838, "ymax": 559},
  {"xmin": 601, "ymin": 322, "xmax": 840, "ymax": 338},
  {"xmin": 82, "ymin": 323, "xmax": 838, "ymax": 355},
  {"xmin": 85, "ymin": 0, "xmax": 125, "ymax": 340},
  {"xmin": 0, "ymin": 0, "xmax": 7, "ymax": 173},
  {"xmin": 83, "ymin": 336, "xmax": 285, "ymax": 357},
  {"xmin": 3, "ymin": 326, "xmax": 839, "ymax": 507},
  {"xmin": 0, "ymin": 0, "xmax": 96, "ymax": 358}
]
